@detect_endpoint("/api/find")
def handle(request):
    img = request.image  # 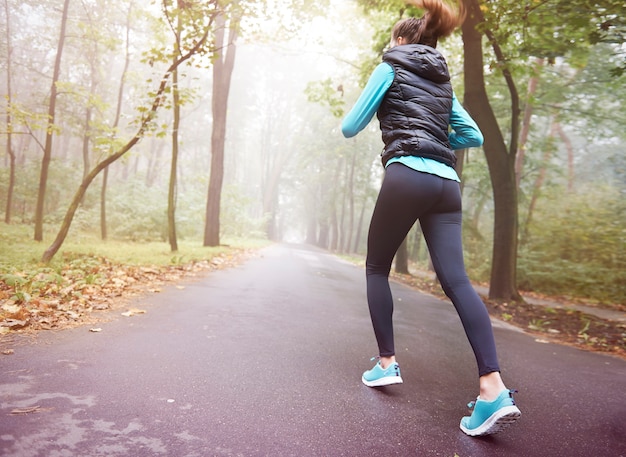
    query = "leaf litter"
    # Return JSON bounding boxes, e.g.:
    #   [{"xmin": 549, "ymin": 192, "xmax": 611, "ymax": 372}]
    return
[
  {"xmin": 390, "ymin": 271, "xmax": 626, "ymax": 360},
  {"xmin": 3, "ymin": 248, "xmax": 622, "ymax": 361},
  {"xmin": 0, "ymin": 249, "xmax": 254, "ymax": 338}
]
